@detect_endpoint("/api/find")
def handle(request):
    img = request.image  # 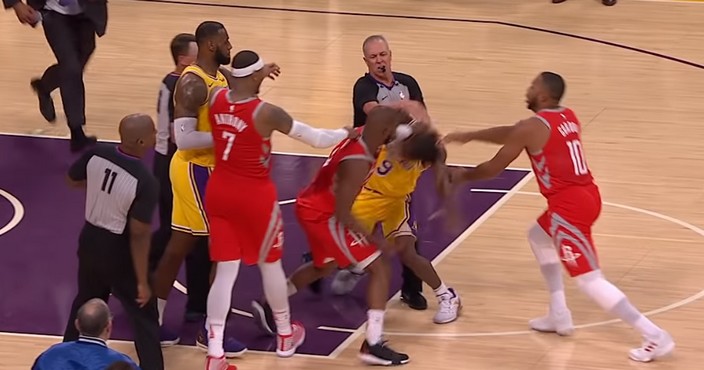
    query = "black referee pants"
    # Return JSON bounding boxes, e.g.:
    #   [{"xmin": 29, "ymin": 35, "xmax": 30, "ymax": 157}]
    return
[
  {"xmin": 63, "ymin": 223, "xmax": 163, "ymax": 370},
  {"xmin": 150, "ymin": 146, "xmax": 211, "ymax": 315},
  {"xmin": 39, "ymin": 10, "xmax": 95, "ymax": 131}
]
